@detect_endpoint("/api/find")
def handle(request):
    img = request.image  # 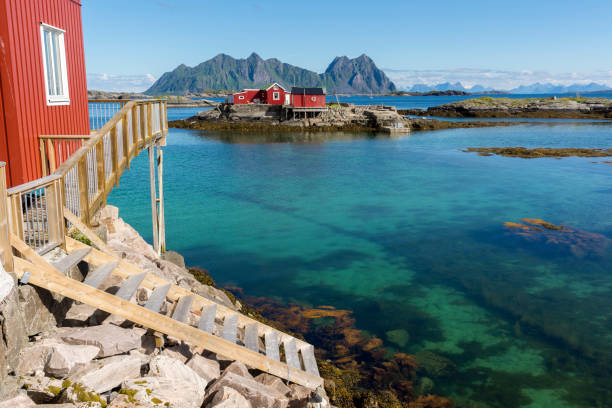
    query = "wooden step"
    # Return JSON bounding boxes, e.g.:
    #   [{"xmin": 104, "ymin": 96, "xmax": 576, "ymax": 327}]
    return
[
  {"xmin": 222, "ymin": 313, "xmax": 238, "ymax": 343},
  {"xmin": 198, "ymin": 304, "xmax": 216, "ymax": 333},
  {"xmin": 51, "ymin": 248, "xmax": 91, "ymax": 274},
  {"xmin": 82, "ymin": 261, "xmax": 118, "ymax": 288},
  {"xmin": 284, "ymin": 338, "xmax": 300, "ymax": 369},
  {"xmin": 265, "ymin": 332, "xmax": 280, "ymax": 361},
  {"xmin": 115, "ymin": 272, "xmax": 146, "ymax": 301},
  {"xmin": 12, "ymin": 254, "xmax": 324, "ymax": 389},
  {"xmin": 244, "ymin": 323, "xmax": 259, "ymax": 352},
  {"xmin": 172, "ymin": 295, "xmax": 194, "ymax": 323},
  {"xmin": 145, "ymin": 284, "xmax": 171, "ymax": 313},
  {"xmin": 301, "ymin": 345, "xmax": 319, "ymax": 377}
]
